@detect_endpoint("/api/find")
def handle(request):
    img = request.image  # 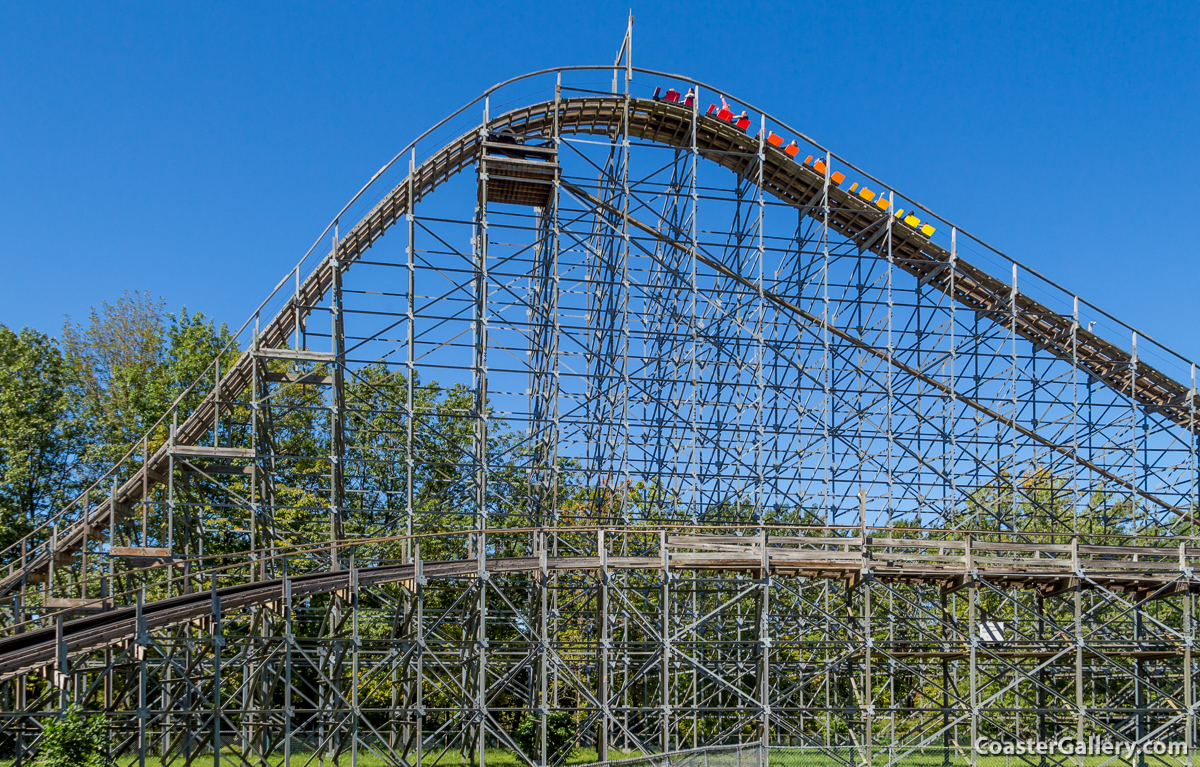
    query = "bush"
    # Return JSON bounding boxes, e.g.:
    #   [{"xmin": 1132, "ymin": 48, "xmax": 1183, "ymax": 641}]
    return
[
  {"xmin": 36, "ymin": 705, "xmax": 106, "ymax": 767},
  {"xmin": 515, "ymin": 710, "xmax": 576, "ymax": 762}
]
